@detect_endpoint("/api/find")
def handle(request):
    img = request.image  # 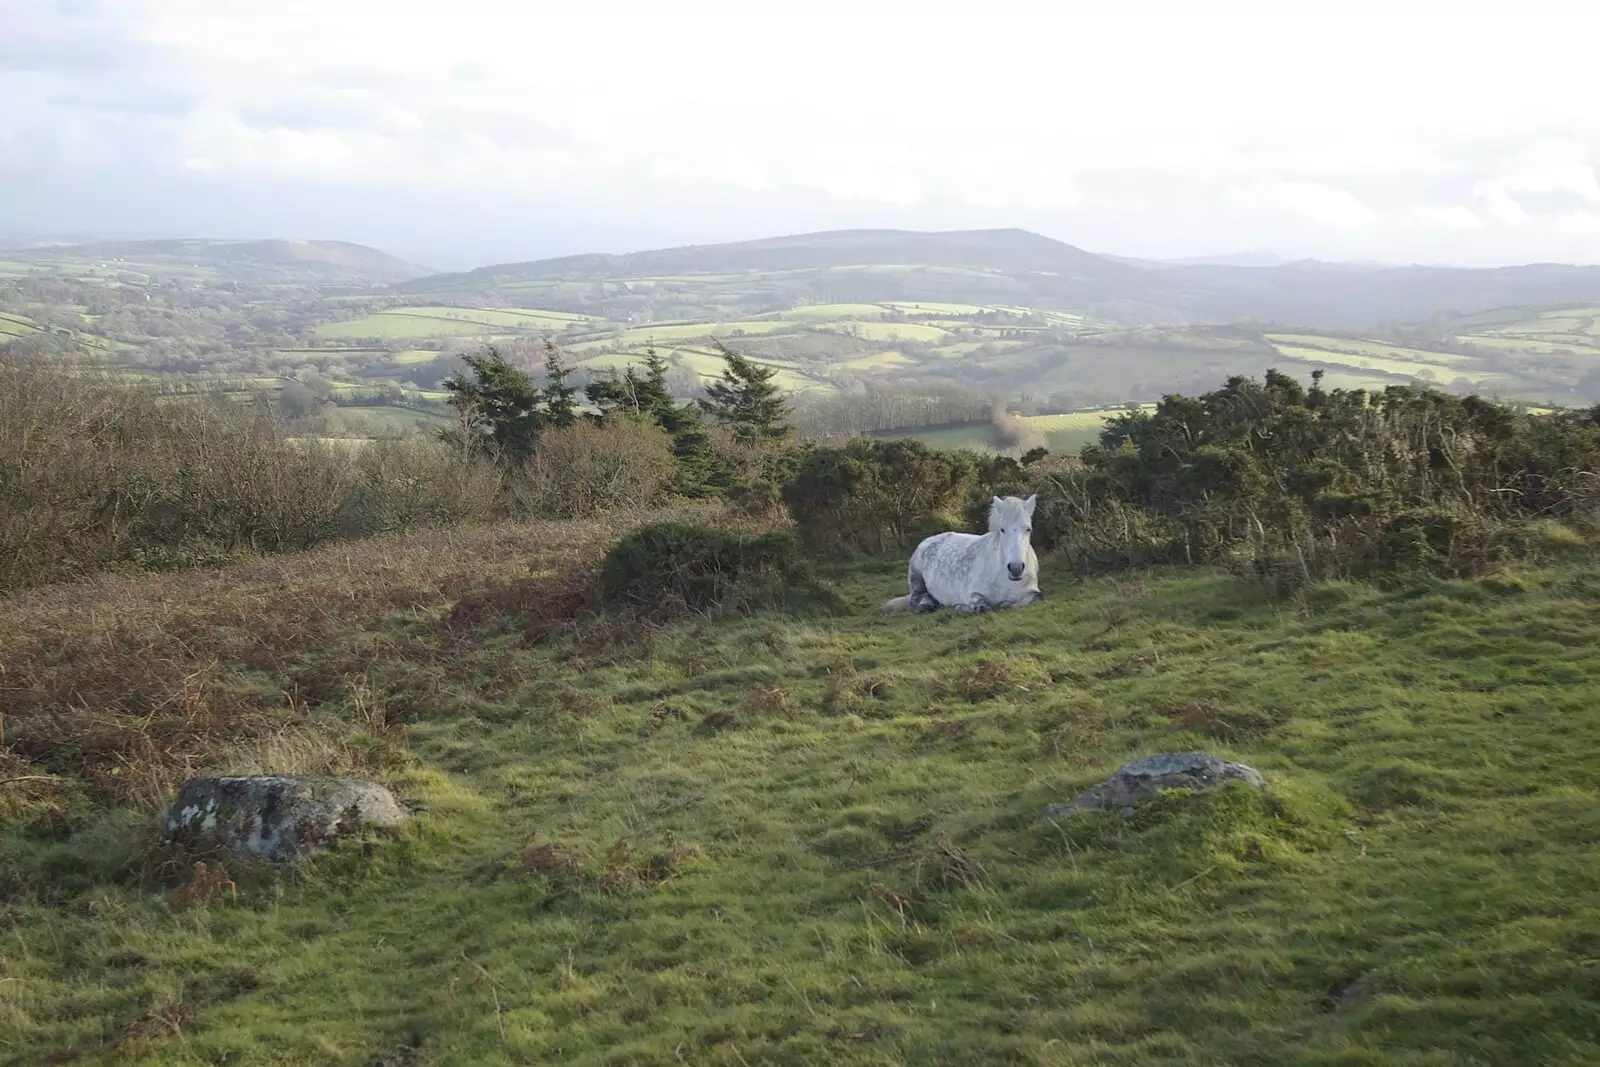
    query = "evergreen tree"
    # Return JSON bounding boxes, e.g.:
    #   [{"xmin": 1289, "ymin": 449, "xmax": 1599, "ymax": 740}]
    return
[
  {"xmin": 636, "ymin": 346, "xmax": 676, "ymax": 417},
  {"xmin": 440, "ymin": 346, "xmax": 544, "ymax": 463},
  {"xmin": 698, "ymin": 340, "xmax": 792, "ymax": 443},
  {"xmin": 585, "ymin": 367, "xmax": 648, "ymax": 418},
  {"xmin": 586, "ymin": 347, "xmax": 720, "ymax": 493},
  {"xmin": 541, "ymin": 341, "xmax": 579, "ymax": 428}
]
